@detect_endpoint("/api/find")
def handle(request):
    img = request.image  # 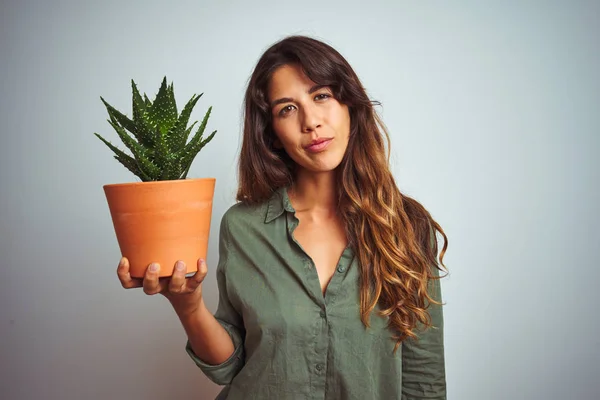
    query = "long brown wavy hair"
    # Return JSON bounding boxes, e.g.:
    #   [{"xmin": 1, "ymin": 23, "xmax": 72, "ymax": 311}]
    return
[{"xmin": 237, "ymin": 35, "xmax": 448, "ymax": 352}]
